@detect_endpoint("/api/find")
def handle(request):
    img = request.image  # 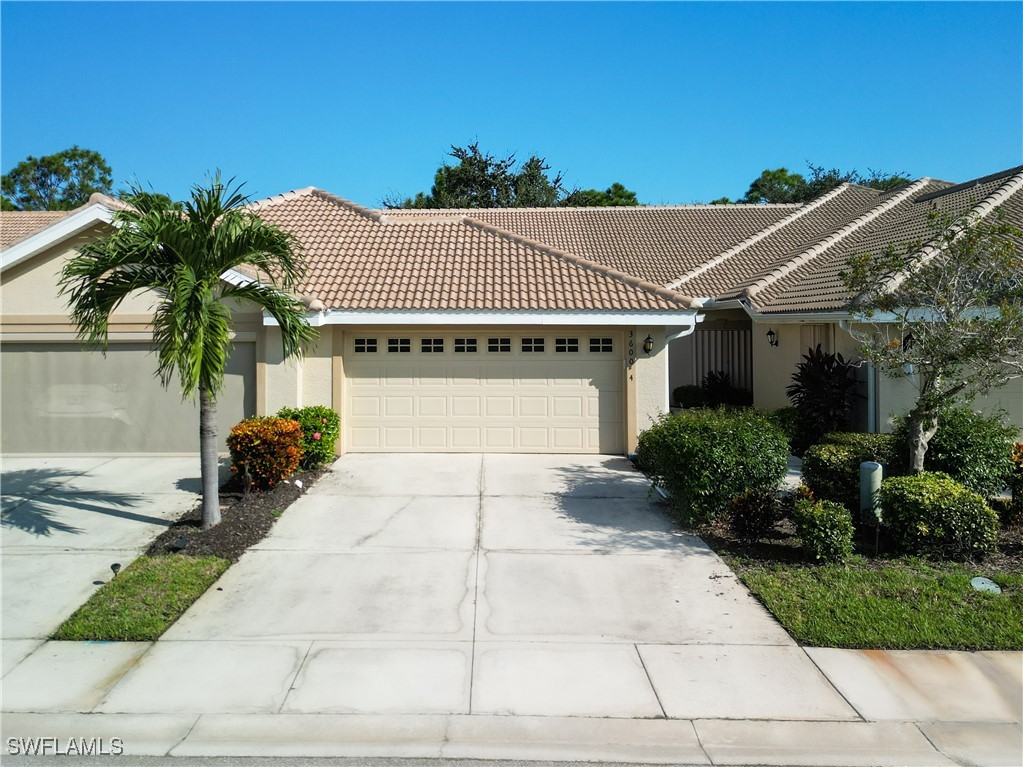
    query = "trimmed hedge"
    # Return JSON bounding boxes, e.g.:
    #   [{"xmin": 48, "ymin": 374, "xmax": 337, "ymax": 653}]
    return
[
  {"xmin": 802, "ymin": 432, "xmax": 904, "ymax": 515},
  {"xmin": 277, "ymin": 405, "xmax": 341, "ymax": 469},
  {"xmin": 638, "ymin": 408, "xmax": 788, "ymax": 525},
  {"xmin": 227, "ymin": 417, "xmax": 303, "ymax": 490},
  {"xmin": 892, "ymin": 408, "xmax": 1015, "ymax": 498},
  {"xmin": 880, "ymin": 472, "xmax": 999, "ymax": 559},
  {"xmin": 793, "ymin": 497, "xmax": 854, "ymax": 562}
]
